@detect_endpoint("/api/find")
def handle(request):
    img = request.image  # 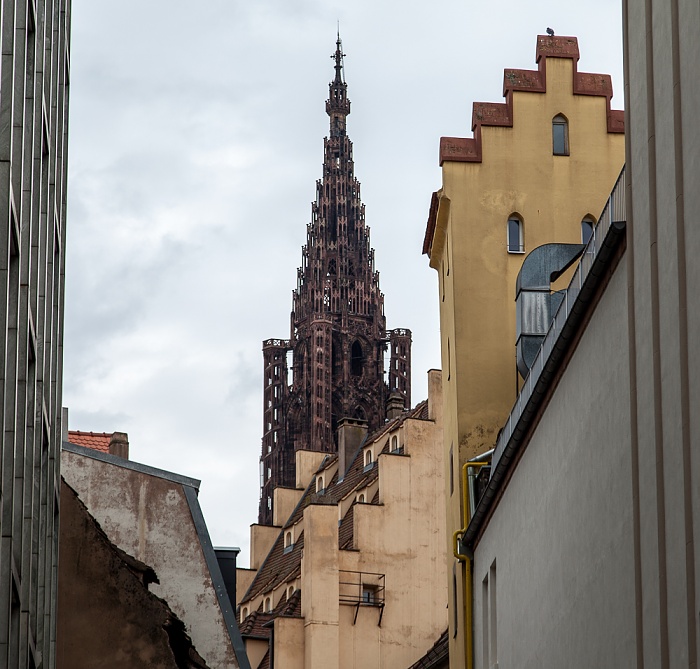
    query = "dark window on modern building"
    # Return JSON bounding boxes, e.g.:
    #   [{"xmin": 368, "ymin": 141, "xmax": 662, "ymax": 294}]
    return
[
  {"xmin": 552, "ymin": 114, "xmax": 569, "ymax": 155},
  {"xmin": 582, "ymin": 217, "xmax": 595, "ymax": 245}
]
